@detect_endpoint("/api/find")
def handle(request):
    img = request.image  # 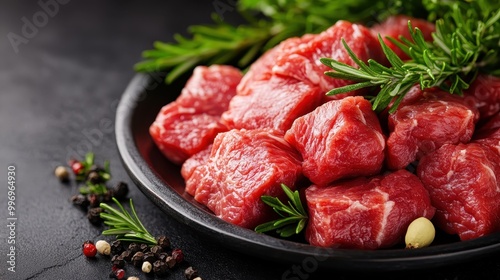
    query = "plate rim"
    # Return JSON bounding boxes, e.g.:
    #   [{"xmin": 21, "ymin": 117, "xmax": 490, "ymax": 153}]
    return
[{"xmin": 115, "ymin": 72, "xmax": 500, "ymax": 271}]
